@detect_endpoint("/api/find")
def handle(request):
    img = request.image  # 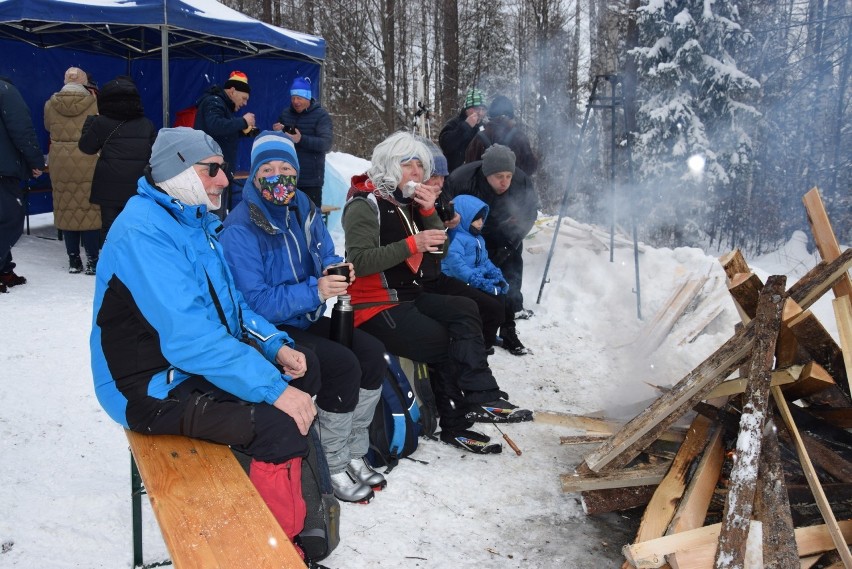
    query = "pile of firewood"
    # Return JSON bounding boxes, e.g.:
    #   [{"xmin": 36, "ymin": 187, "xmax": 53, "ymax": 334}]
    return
[{"xmin": 553, "ymin": 188, "xmax": 852, "ymax": 568}]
